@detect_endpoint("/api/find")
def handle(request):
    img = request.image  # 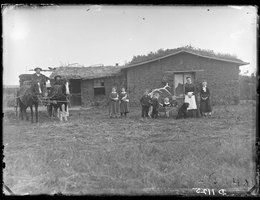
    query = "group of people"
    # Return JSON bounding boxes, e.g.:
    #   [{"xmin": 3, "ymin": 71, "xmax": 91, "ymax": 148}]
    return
[
  {"xmin": 33, "ymin": 68, "xmax": 212, "ymax": 119},
  {"xmin": 140, "ymin": 76, "xmax": 212, "ymax": 119},
  {"xmin": 183, "ymin": 76, "xmax": 212, "ymax": 118},
  {"xmin": 110, "ymin": 76, "xmax": 212, "ymax": 119},
  {"xmin": 140, "ymin": 89, "xmax": 178, "ymax": 119},
  {"xmin": 109, "ymin": 87, "xmax": 130, "ymax": 118}
]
